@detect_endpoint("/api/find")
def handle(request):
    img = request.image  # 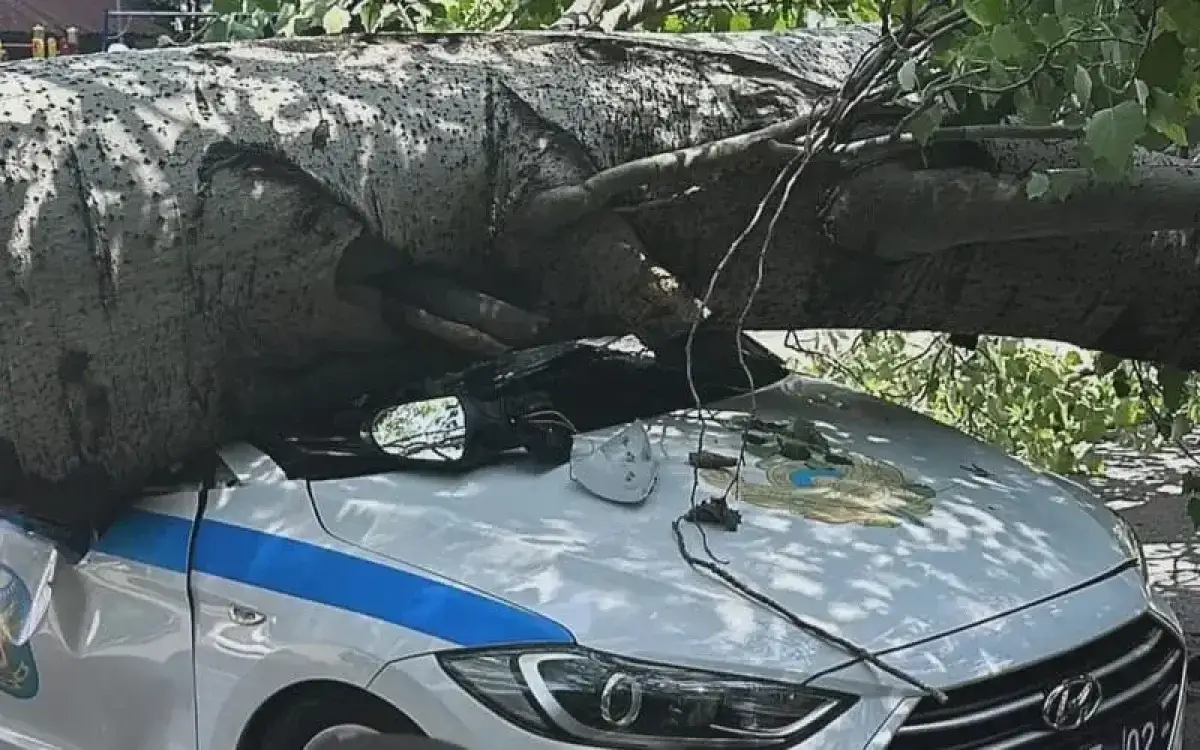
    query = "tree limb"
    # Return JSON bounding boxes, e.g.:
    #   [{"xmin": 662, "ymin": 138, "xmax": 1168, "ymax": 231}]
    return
[
  {"xmin": 834, "ymin": 124, "xmax": 1083, "ymax": 157},
  {"xmin": 827, "ymin": 163, "xmax": 1200, "ymax": 260},
  {"xmin": 508, "ymin": 111, "xmax": 819, "ymax": 236},
  {"xmin": 383, "ymin": 271, "xmax": 549, "ymax": 346},
  {"xmin": 393, "ymin": 306, "xmax": 511, "ymax": 356}
]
